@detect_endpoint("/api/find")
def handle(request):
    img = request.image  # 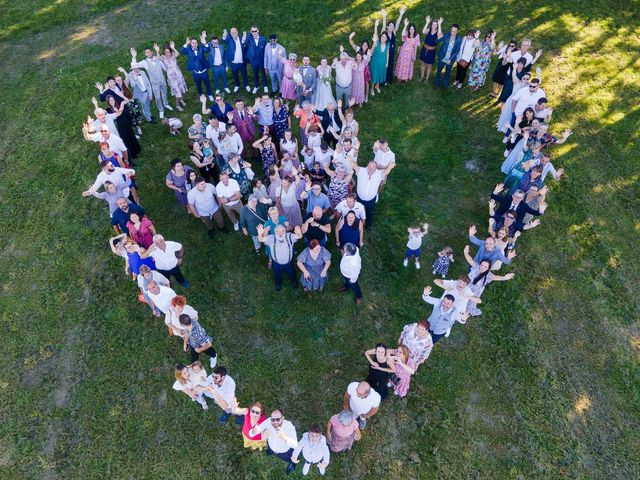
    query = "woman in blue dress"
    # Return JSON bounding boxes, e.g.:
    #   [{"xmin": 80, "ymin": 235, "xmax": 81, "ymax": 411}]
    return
[
  {"xmin": 419, "ymin": 16, "xmax": 443, "ymax": 82},
  {"xmin": 369, "ymin": 19, "xmax": 390, "ymax": 96},
  {"xmin": 335, "ymin": 211, "xmax": 363, "ymax": 249},
  {"xmin": 296, "ymin": 239, "xmax": 332, "ymax": 291}
]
